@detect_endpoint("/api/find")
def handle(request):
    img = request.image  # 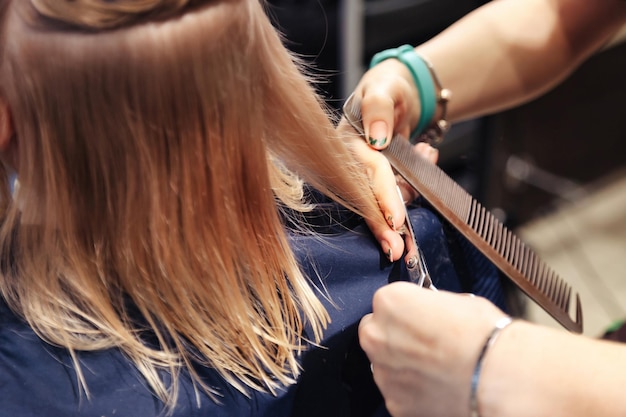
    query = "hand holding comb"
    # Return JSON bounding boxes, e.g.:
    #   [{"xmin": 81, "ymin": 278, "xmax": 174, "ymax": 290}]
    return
[{"xmin": 343, "ymin": 94, "xmax": 583, "ymax": 333}]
